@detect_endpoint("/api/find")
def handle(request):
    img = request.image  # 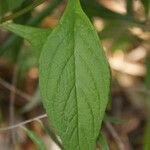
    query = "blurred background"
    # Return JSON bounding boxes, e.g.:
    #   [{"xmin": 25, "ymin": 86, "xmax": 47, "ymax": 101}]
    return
[{"xmin": 0, "ymin": 0, "xmax": 150, "ymax": 149}]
